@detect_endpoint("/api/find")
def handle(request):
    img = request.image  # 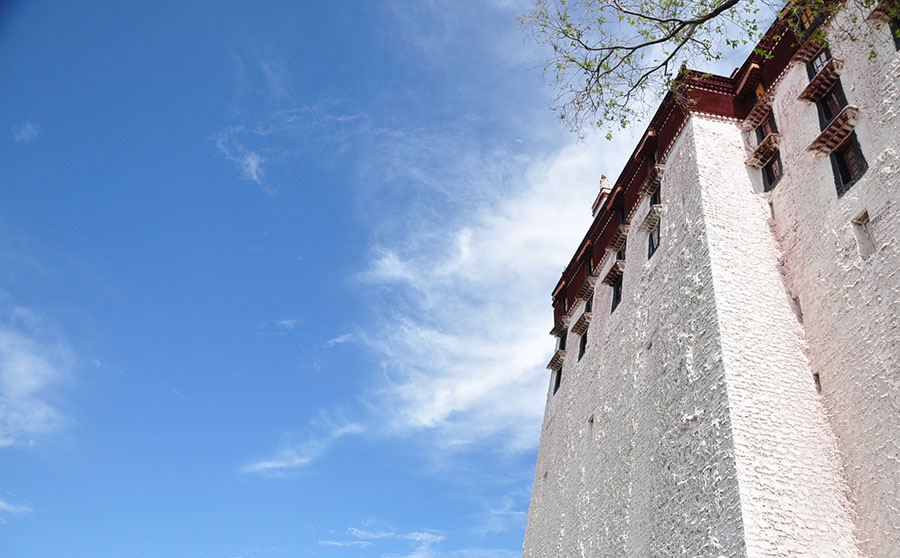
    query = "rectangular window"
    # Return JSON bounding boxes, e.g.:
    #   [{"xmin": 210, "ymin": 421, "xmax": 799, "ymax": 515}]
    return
[
  {"xmin": 578, "ymin": 333, "xmax": 587, "ymax": 360},
  {"xmin": 611, "ymin": 279, "xmax": 623, "ymax": 313},
  {"xmin": 553, "ymin": 368, "xmax": 562, "ymax": 394},
  {"xmin": 756, "ymin": 111, "xmax": 778, "ymax": 143},
  {"xmin": 891, "ymin": 17, "xmax": 900, "ymax": 50},
  {"xmin": 649, "ymin": 186, "xmax": 661, "ymax": 206},
  {"xmin": 798, "ymin": 6, "xmax": 820, "ymax": 38},
  {"xmin": 762, "ymin": 151, "xmax": 784, "ymax": 192},
  {"xmin": 807, "ymin": 47, "xmax": 831, "ymax": 80},
  {"xmin": 830, "ymin": 132, "xmax": 868, "ymax": 196},
  {"xmin": 616, "ymin": 243, "xmax": 626, "ymax": 261},
  {"xmin": 648, "ymin": 222, "xmax": 660, "ymax": 259},
  {"xmin": 817, "ymin": 82, "xmax": 848, "ymax": 130},
  {"xmin": 618, "ymin": 203, "xmax": 628, "ymax": 225},
  {"xmin": 753, "ymin": 82, "xmax": 766, "ymax": 103},
  {"xmin": 558, "ymin": 331, "xmax": 567, "ymax": 351},
  {"xmin": 585, "ymin": 293, "xmax": 593, "ymax": 313}
]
